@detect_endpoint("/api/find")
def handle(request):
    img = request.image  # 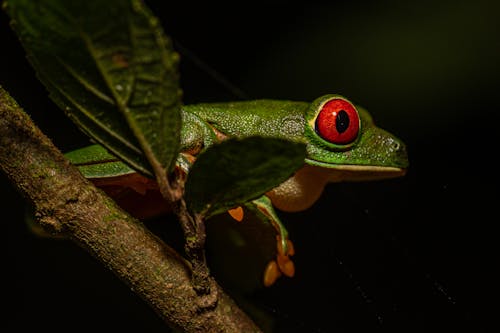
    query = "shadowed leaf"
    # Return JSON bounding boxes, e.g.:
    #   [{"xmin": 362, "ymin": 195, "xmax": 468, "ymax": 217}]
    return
[
  {"xmin": 5, "ymin": 0, "xmax": 182, "ymax": 177},
  {"xmin": 185, "ymin": 137, "xmax": 306, "ymax": 217}
]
